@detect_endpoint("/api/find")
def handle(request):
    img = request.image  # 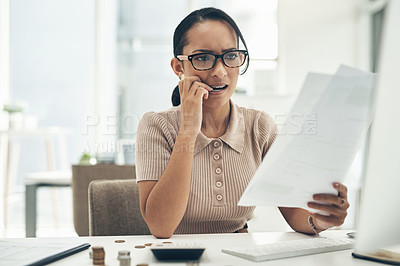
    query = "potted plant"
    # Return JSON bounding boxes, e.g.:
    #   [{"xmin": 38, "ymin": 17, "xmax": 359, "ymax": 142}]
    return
[{"xmin": 3, "ymin": 101, "xmax": 27, "ymax": 129}]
